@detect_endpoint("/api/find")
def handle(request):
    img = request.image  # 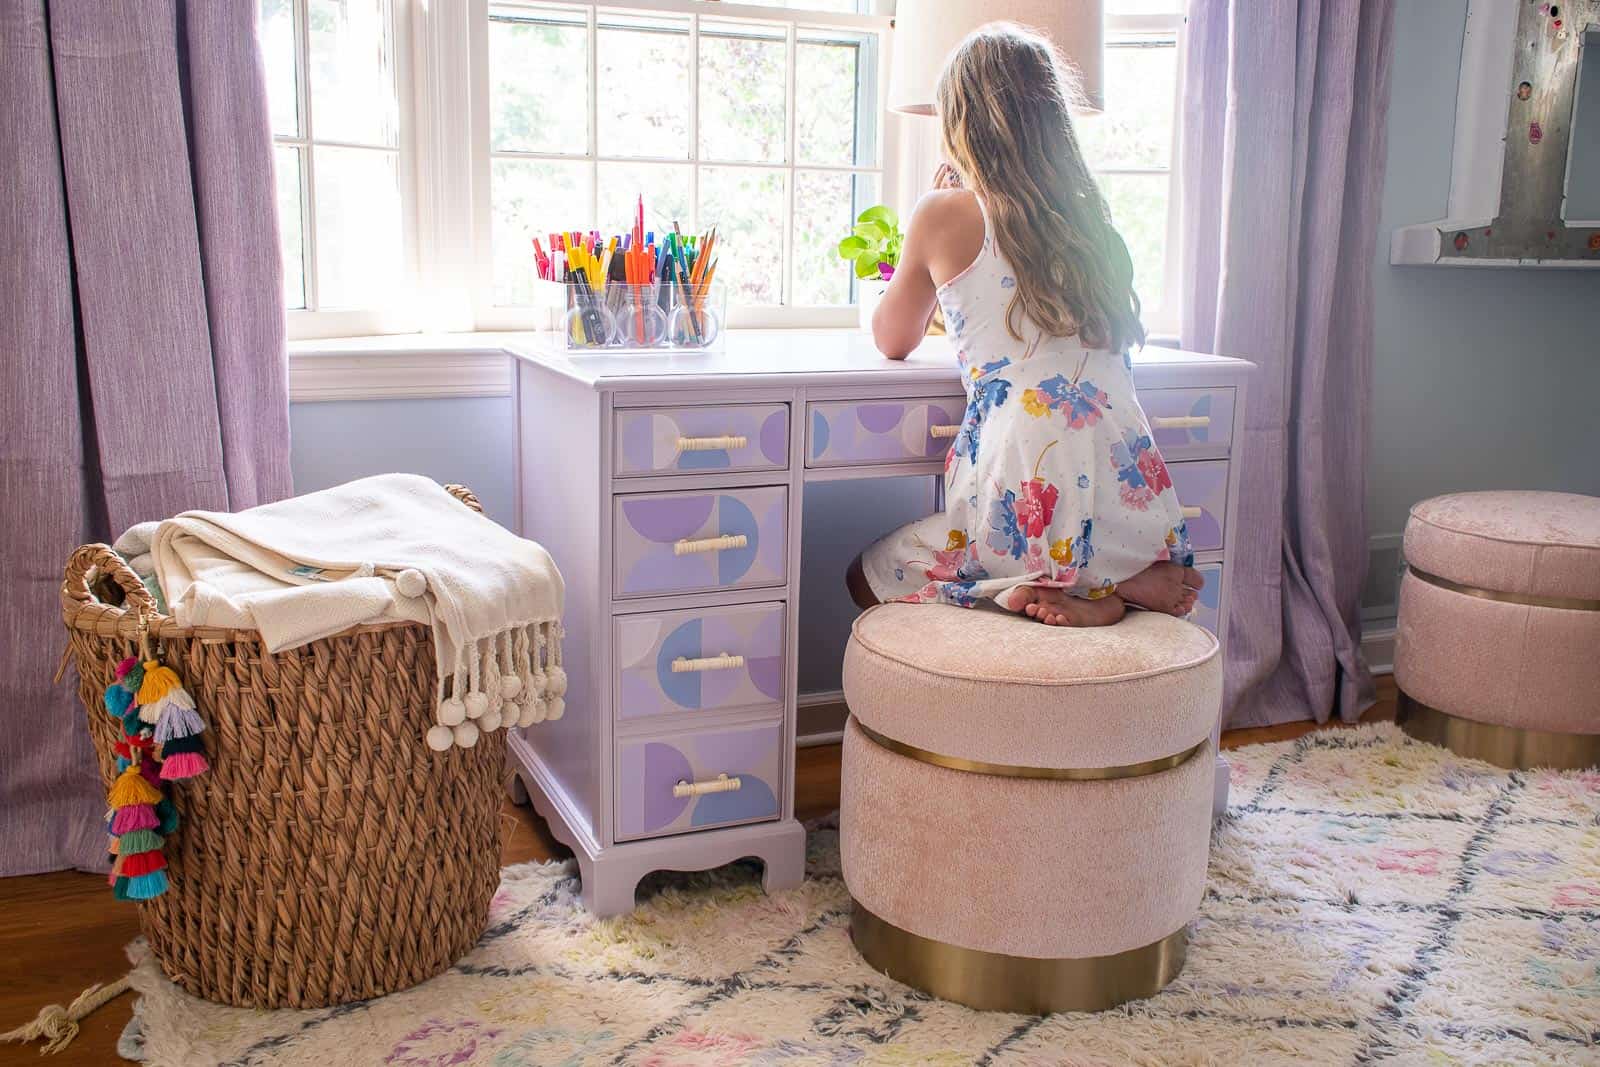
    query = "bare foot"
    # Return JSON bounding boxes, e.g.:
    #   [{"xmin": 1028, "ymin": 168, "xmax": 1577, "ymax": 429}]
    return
[
  {"xmin": 1116, "ymin": 562, "xmax": 1205, "ymax": 617},
  {"xmin": 1008, "ymin": 587, "xmax": 1127, "ymax": 627}
]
